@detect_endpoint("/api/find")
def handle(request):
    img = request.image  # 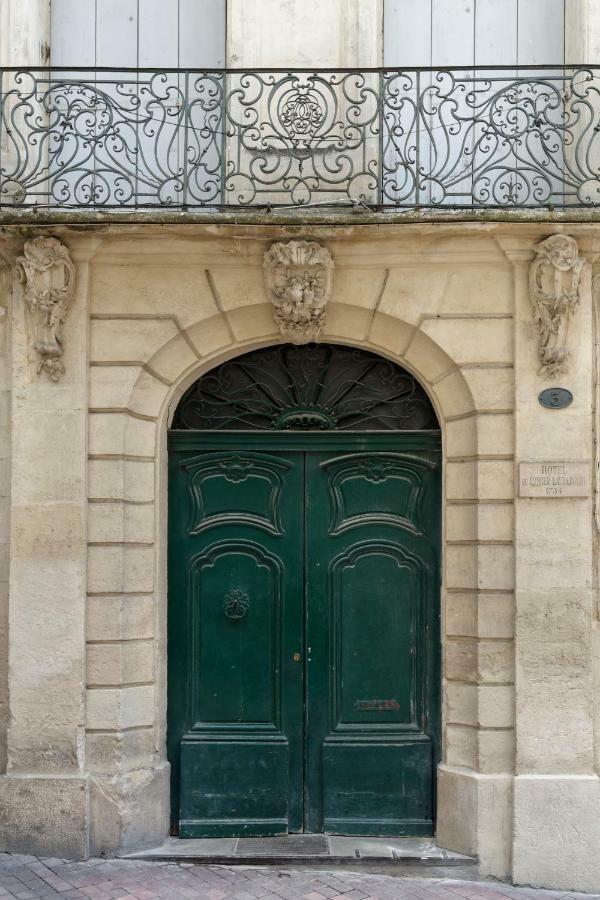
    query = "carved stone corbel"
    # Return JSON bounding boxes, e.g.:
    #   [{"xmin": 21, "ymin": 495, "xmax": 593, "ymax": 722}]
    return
[
  {"xmin": 16, "ymin": 236, "xmax": 76, "ymax": 381},
  {"xmin": 264, "ymin": 240, "xmax": 334, "ymax": 343},
  {"xmin": 529, "ymin": 234, "xmax": 584, "ymax": 379}
]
